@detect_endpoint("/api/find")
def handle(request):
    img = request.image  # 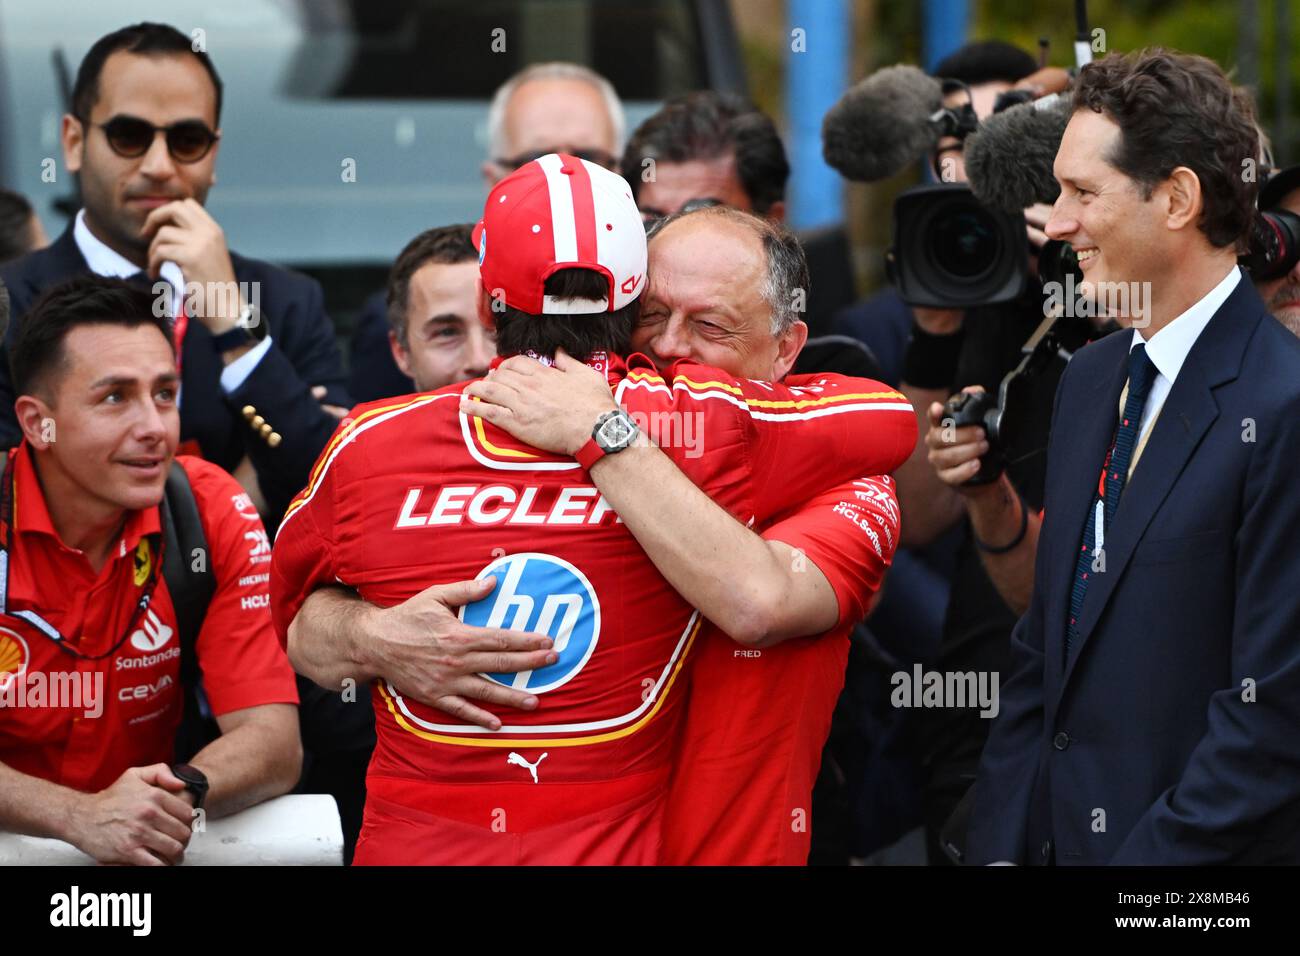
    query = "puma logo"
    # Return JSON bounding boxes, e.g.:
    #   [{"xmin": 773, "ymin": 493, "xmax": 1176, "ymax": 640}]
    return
[{"xmin": 506, "ymin": 751, "xmax": 548, "ymax": 783}]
